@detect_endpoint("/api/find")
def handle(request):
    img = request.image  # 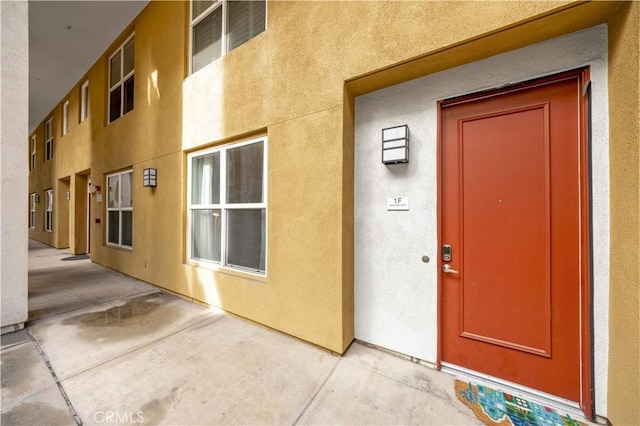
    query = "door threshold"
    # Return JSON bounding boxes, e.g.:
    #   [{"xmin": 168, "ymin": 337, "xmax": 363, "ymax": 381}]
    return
[{"xmin": 440, "ymin": 362, "xmax": 589, "ymax": 421}]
